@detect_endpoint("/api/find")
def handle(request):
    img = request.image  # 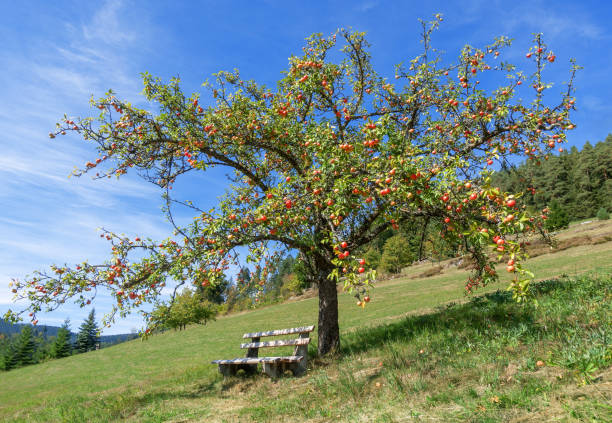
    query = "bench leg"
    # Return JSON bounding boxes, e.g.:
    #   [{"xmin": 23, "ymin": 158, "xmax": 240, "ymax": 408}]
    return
[
  {"xmin": 218, "ymin": 364, "xmax": 237, "ymax": 377},
  {"xmin": 237, "ymin": 363, "xmax": 258, "ymax": 375},
  {"xmin": 288, "ymin": 361, "xmax": 306, "ymax": 376},
  {"xmin": 262, "ymin": 363, "xmax": 279, "ymax": 378},
  {"xmin": 293, "ymin": 339, "xmax": 309, "ymax": 376}
]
